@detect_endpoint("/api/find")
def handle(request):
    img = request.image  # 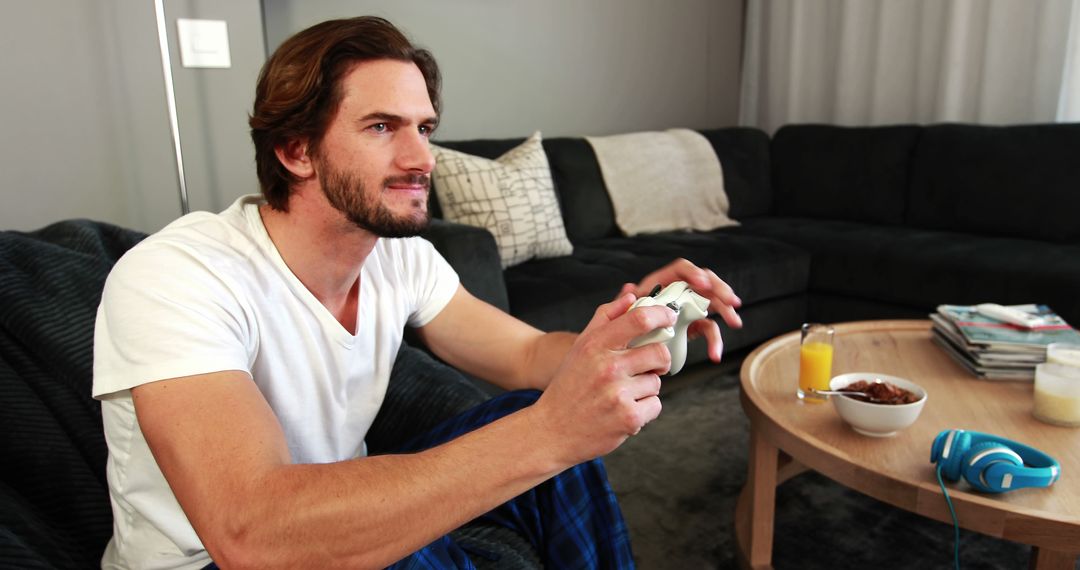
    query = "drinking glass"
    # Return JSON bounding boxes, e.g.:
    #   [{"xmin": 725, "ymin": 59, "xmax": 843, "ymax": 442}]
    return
[{"xmin": 798, "ymin": 323, "xmax": 835, "ymax": 402}]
